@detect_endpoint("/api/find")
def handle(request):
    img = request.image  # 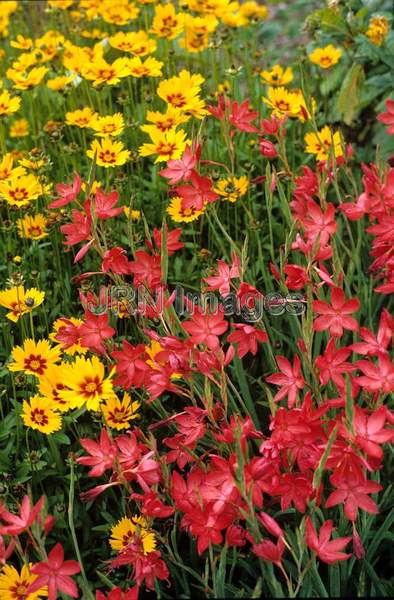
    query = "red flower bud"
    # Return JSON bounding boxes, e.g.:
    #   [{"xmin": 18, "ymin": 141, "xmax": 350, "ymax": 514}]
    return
[{"xmin": 259, "ymin": 139, "xmax": 277, "ymax": 158}]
